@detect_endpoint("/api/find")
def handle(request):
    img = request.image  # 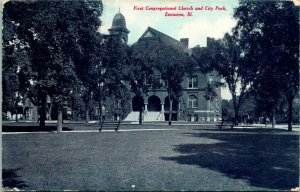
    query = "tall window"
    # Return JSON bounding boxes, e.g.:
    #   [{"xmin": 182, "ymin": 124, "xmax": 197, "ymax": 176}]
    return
[
  {"xmin": 153, "ymin": 70, "xmax": 164, "ymax": 87},
  {"xmin": 215, "ymin": 98, "xmax": 219, "ymax": 108},
  {"xmin": 188, "ymin": 76, "xmax": 198, "ymax": 88},
  {"xmin": 188, "ymin": 95, "xmax": 198, "ymax": 108}
]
